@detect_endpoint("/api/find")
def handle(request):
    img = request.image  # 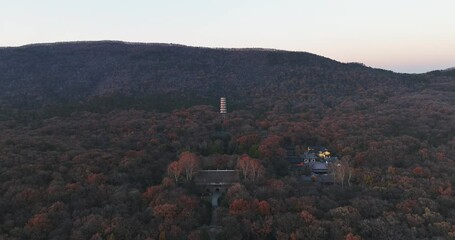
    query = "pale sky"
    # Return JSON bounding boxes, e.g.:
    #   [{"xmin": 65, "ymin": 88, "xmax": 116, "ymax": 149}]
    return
[{"xmin": 1, "ymin": 0, "xmax": 454, "ymax": 73}]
